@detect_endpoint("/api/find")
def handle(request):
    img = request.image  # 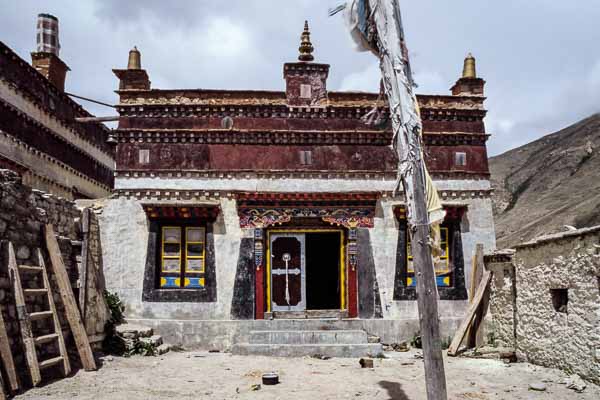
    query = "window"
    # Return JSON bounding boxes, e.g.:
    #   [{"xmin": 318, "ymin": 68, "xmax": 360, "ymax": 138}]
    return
[
  {"xmin": 300, "ymin": 84, "xmax": 312, "ymax": 99},
  {"xmin": 299, "ymin": 150, "xmax": 313, "ymax": 166},
  {"xmin": 139, "ymin": 149, "xmax": 150, "ymax": 164},
  {"xmin": 455, "ymin": 152, "xmax": 467, "ymax": 167},
  {"xmin": 160, "ymin": 226, "xmax": 206, "ymax": 289},
  {"xmin": 550, "ymin": 288, "xmax": 568, "ymax": 313},
  {"xmin": 393, "ymin": 206, "xmax": 468, "ymax": 301},
  {"xmin": 407, "ymin": 226, "xmax": 451, "ymax": 287}
]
